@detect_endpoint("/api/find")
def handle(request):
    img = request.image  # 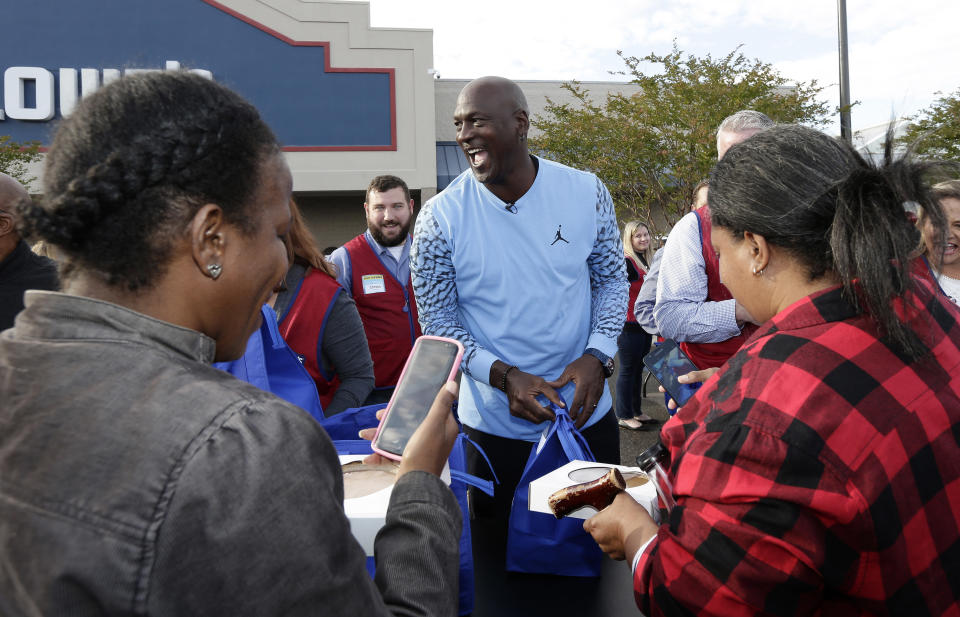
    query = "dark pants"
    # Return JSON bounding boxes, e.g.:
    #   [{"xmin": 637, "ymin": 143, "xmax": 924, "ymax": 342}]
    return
[
  {"xmin": 464, "ymin": 409, "xmax": 620, "ymax": 521},
  {"xmin": 614, "ymin": 323, "xmax": 652, "ymax": 420}
]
